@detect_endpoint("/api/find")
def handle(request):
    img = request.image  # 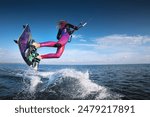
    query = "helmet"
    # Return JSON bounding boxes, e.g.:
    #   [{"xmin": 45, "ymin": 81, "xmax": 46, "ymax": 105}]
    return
[{"xmin": 58, "ymin": 20, "xmax": 67, "ymax": 29}]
